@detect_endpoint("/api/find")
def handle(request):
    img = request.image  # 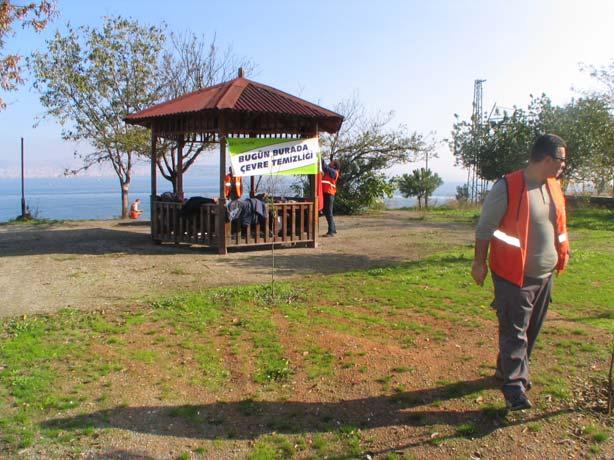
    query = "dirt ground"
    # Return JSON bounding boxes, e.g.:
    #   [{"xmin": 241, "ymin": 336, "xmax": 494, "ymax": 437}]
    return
[
  {"xmin": 0, "ymin": 210, "xmax": 473, "ymax": 318},
  {"xmin": 1, "ymin": 211, "xmax": 612, "ymax": 459}
]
